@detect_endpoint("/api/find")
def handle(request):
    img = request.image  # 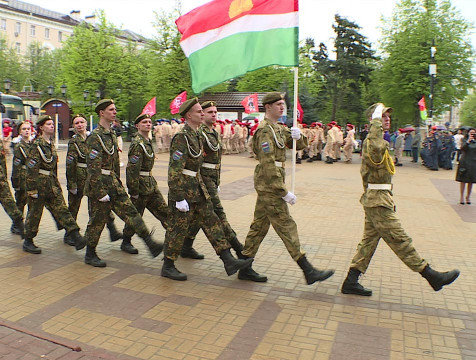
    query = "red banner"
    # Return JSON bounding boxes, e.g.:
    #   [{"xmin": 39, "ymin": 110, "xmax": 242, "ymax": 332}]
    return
[
  {"xmin": 297, "ymin": 97, "xmax": 303, "ymax": 123},
  {"xmin": 241, "ymin": 93, "xmax": 259, "ymax": 114},
  {"xmin": 170, "ymin": 91, "xmax": 188, "ymax": 115},
  {"xmin": 141, "ymin": 97, "xmax": 156, "ymax": 116}
]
